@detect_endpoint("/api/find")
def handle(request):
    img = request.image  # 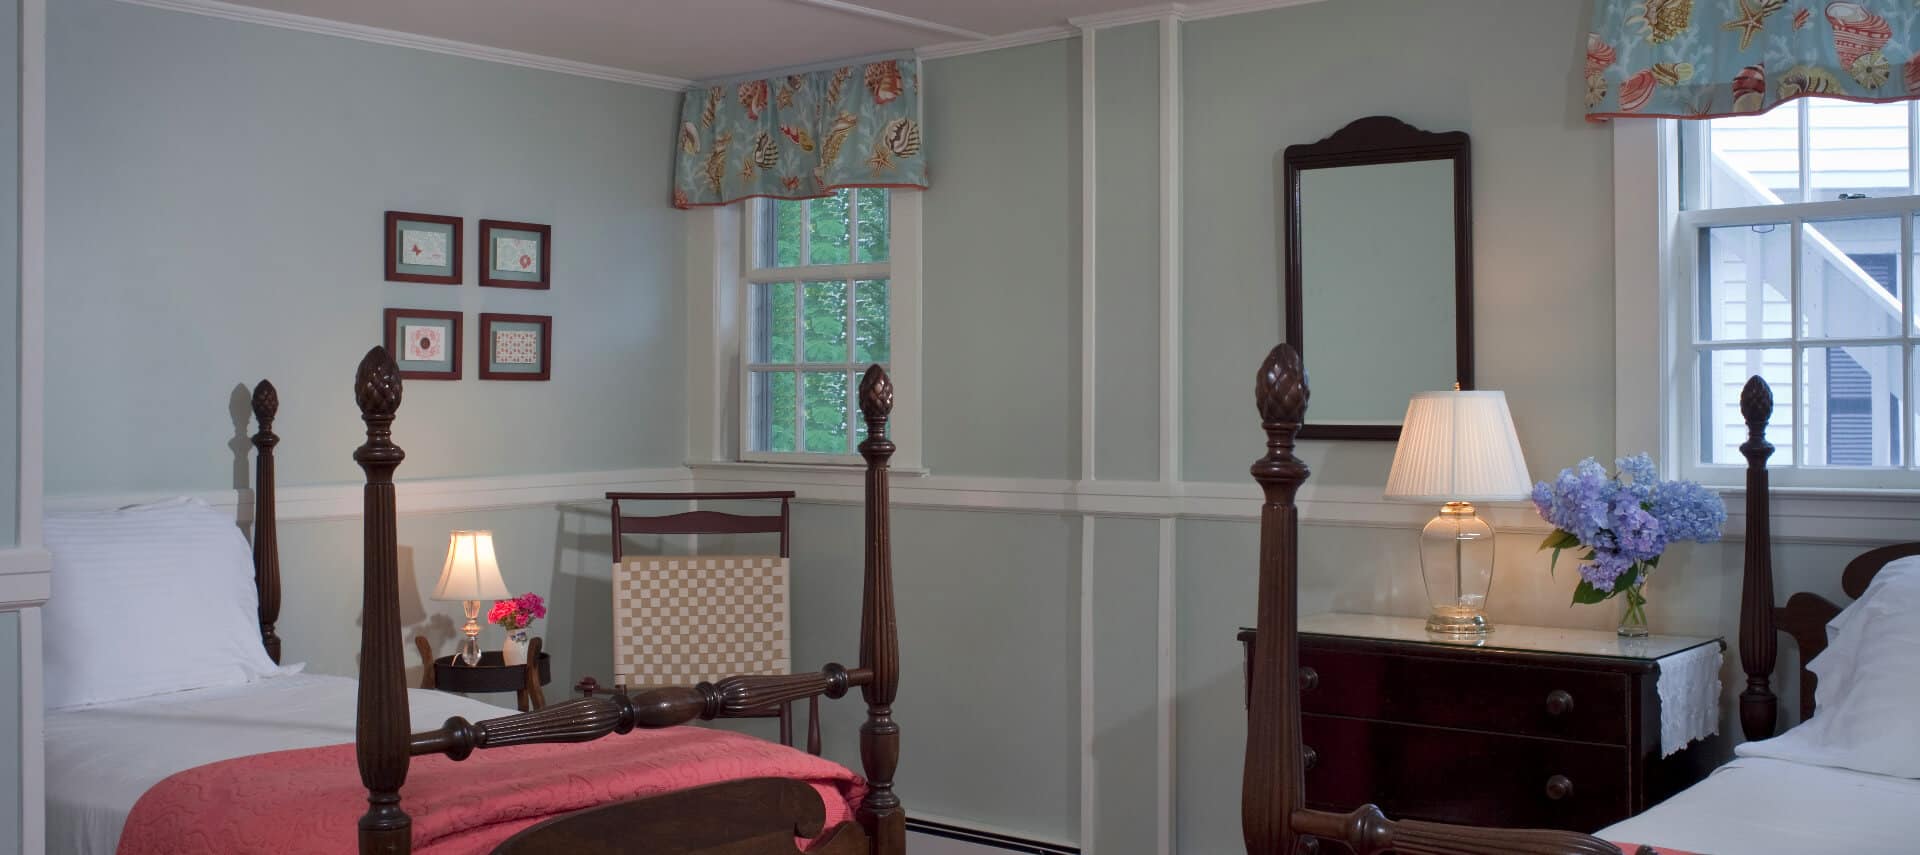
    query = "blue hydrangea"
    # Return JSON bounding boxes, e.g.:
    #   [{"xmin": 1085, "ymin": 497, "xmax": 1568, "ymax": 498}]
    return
[{"xmin": 1531, "ymin": 454, "xmax": 1725, "ymax": 593}]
